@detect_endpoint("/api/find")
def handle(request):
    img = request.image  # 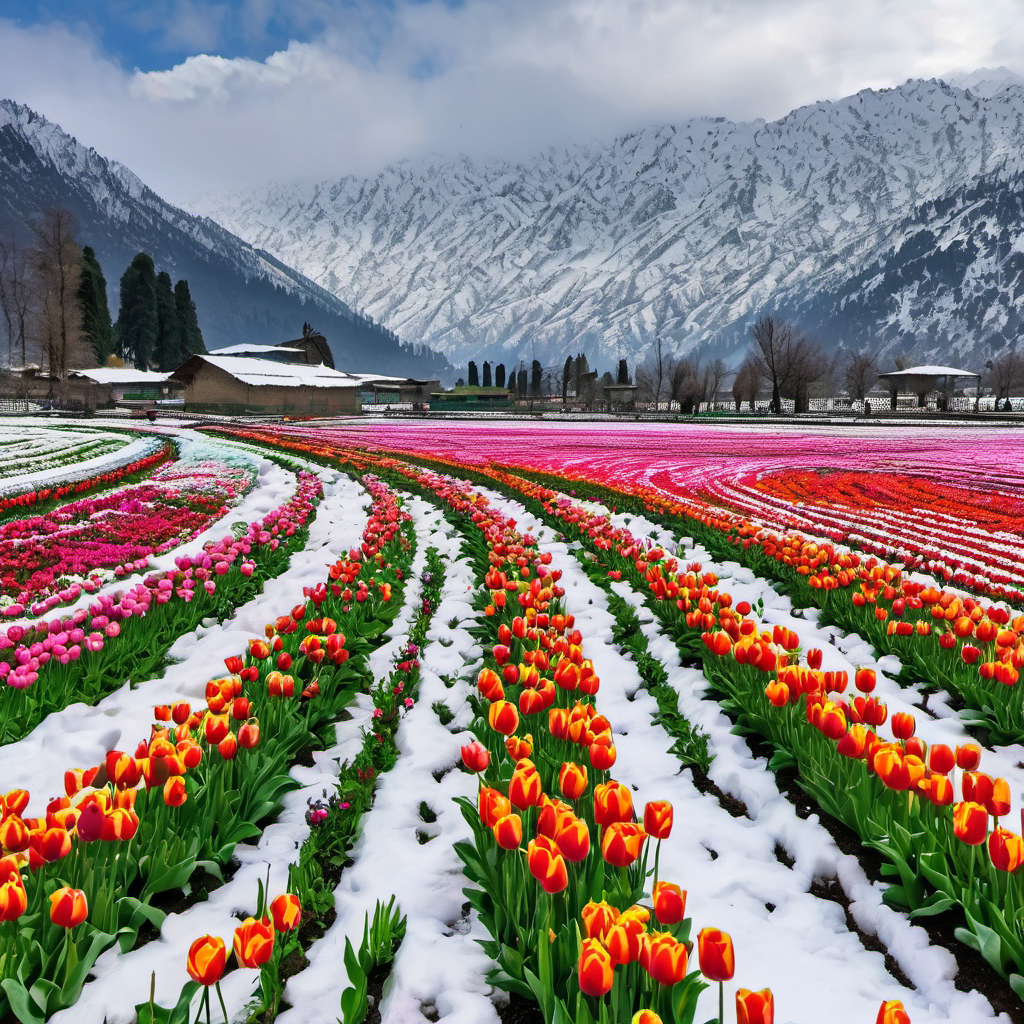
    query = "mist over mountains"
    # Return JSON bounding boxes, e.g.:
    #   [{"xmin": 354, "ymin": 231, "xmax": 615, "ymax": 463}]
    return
[
  {"xmin": 0, "ymin": 100, "xmax": 449, "ymax": 375},
  {"xmin": 186, "ymin": 68, "xmax": 1024, "ymax": 371}
]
